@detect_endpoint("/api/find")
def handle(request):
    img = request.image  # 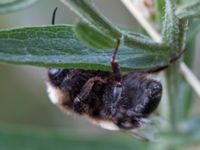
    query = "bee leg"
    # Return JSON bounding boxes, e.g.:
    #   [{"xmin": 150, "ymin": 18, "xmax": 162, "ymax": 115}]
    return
[
  {"xmin": 109, "ymin": 82, "xmax": 122, "ymax": 116},
  {"xmin": 76, "ymin": 77, "xmax": 107, "ymax": 100},
  {"xmin": 113, "ymin": 110, "xmax": 143, "ymax": 129},
  {"xmin": 109, "ymin": 39, "xmax": 124, "ymax": 116},
  {"xmin": 111, "ymin": 39, "xmax": 121, "ymax": 82},
  {"xmin": 73, "ymin": 77, "xmax": 107, "ymax": 114}
]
